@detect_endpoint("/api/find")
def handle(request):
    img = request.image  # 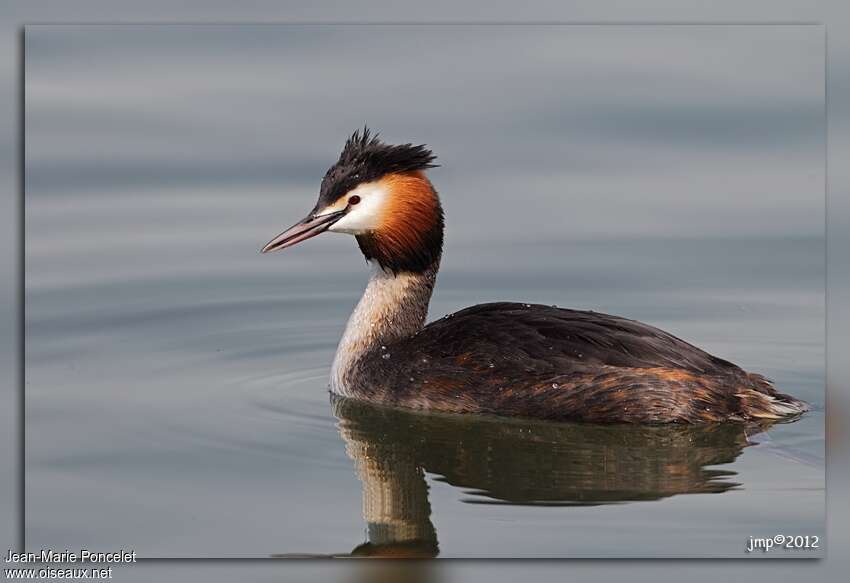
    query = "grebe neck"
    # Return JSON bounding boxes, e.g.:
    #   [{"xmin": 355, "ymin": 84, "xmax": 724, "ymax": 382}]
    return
[{"xmin": 330, "ymin": 260, "xmax": 439, "ymax": 396}]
